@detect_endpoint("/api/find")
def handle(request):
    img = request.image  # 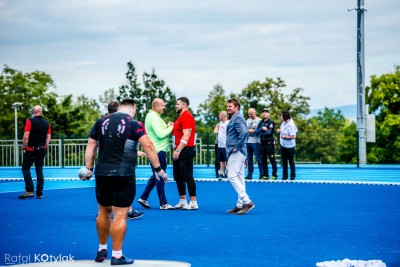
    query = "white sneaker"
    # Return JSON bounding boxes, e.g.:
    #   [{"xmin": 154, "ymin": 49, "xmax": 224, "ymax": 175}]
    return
[
  {"xmin": 160, "ymin": 204, "xmax": 176, "ymax": 210},
  {"xmin": 138, "ymin": 198, "xmax": 151, "ymax": 209},
  {"xmin": 174, "ymin": 201, "xmax": 188, "ymax": 209},
  {"xmin": 182, "ymin": 201, "xmax": 198, "ymax": 210}
]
